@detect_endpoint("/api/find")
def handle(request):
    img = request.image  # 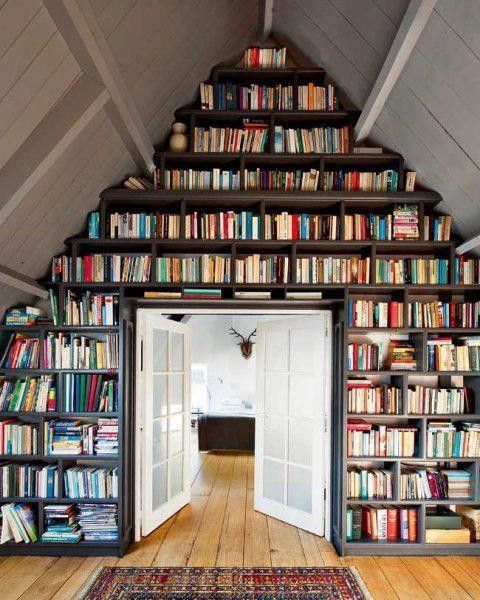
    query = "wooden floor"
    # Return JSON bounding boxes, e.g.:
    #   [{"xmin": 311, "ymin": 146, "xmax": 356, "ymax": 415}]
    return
[{"xmin": 1, "ymin": 451, "xmax": 480, "ymax": 599}]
